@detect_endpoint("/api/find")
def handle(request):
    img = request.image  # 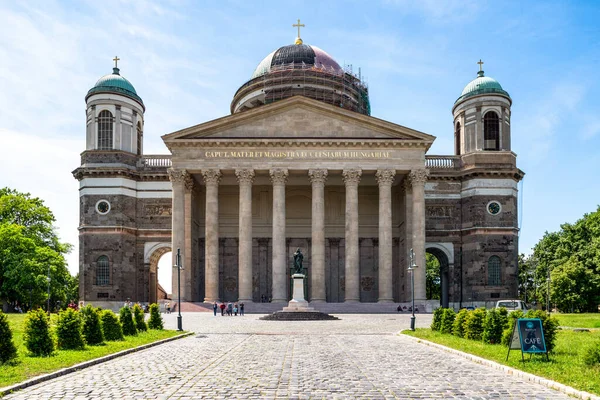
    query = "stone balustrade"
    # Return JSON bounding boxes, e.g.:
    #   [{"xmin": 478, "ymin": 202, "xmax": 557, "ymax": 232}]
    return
[{"xmin": 425, "ymin": 155, "xmax": 461, "ymax": 169}]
